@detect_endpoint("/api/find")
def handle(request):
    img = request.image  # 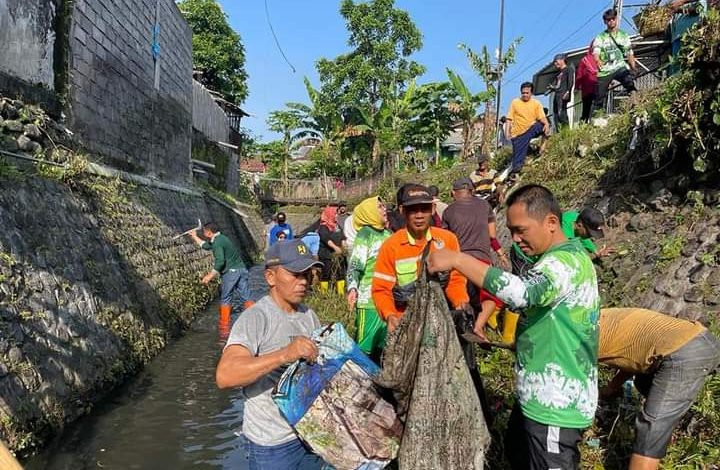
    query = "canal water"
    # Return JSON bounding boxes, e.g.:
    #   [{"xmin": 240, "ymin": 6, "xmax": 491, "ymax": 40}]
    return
[{"xmin": 23, "ymin": 267, "xmax": 269, "ymax": 470}]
